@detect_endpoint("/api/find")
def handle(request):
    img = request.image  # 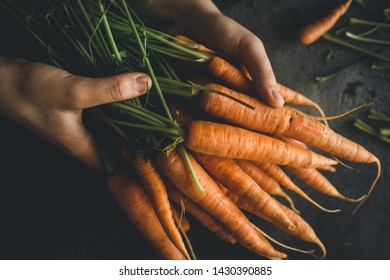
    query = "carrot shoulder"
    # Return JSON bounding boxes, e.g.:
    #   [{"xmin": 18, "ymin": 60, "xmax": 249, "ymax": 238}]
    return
[
  {"xmin": 299, "ymin": 0, "xmax": 353, "ymax": 45},
  {"xmin": 107, "ymin": 170, "xmax": 186, "ymax": 260},
  {"xmin": 156, "ymin": 149, "xmax": 287, "ymax": 259}
]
